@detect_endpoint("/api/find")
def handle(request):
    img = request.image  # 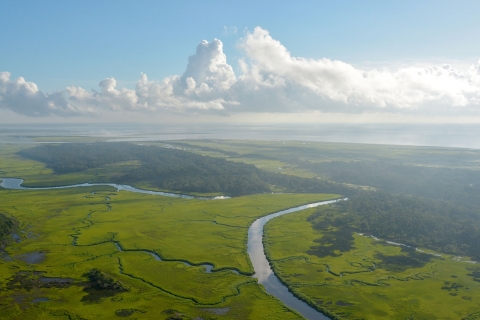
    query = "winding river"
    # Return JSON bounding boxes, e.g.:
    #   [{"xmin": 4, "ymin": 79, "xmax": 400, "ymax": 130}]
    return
[
  {"xmin": 0, "ymin": 178, "xmax": 228, "ymax": 199},
  {"xmin": 1, "ymin": 177, "xmax": 339, "ymax": 319},
  {"xmin": 248, "ymin": 199, "xmax": 341, "ymax": 320}
]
